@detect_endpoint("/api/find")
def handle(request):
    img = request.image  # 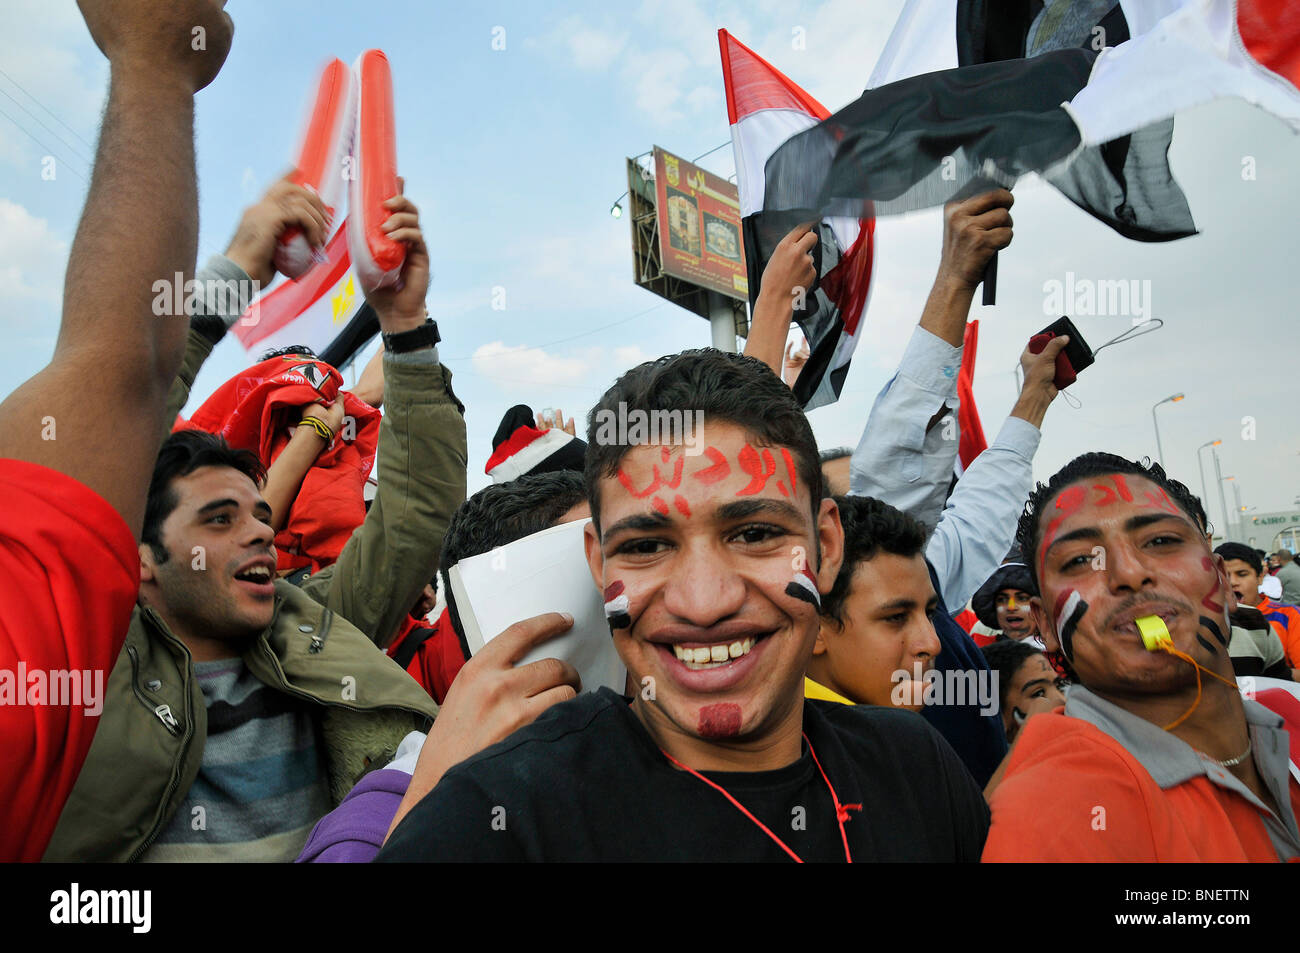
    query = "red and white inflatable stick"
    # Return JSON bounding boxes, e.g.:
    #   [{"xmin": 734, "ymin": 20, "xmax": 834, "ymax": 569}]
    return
[
  {"xmin": 347, "ymin": 50, "xmax": 405, "ymax": 291},
  {"xmin": 275, "ymin": 58, "xmax": 356, "ymax": 280}
]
